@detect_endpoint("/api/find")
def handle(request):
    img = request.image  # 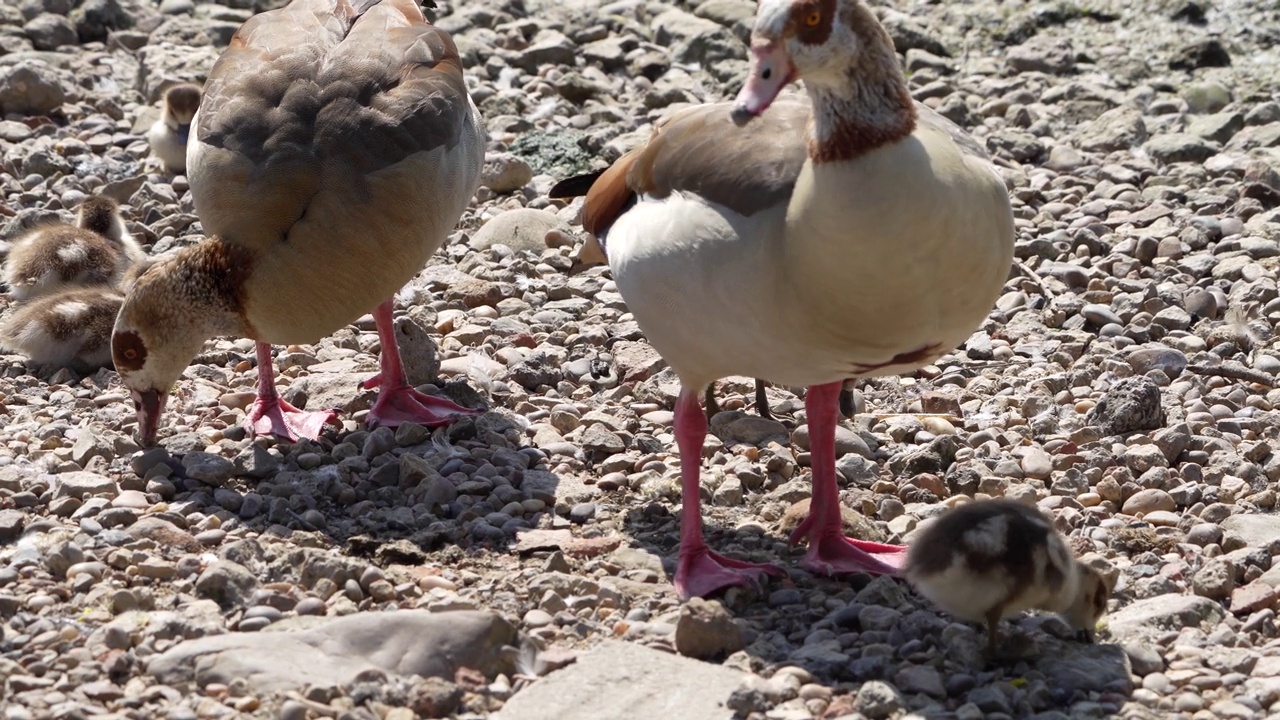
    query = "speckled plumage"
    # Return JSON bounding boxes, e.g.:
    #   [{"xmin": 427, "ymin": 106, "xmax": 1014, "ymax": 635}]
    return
[
  {"xmin": 0, "ymin": 287, "xmax": 125, "ymax": 372},
  {"xmin": 3, "ymin": 196, "xmax": 145, "ymax": 302},
  {"xmin": 904, "ymin": 499, "xmax": 1110, "ymax": 654}
]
